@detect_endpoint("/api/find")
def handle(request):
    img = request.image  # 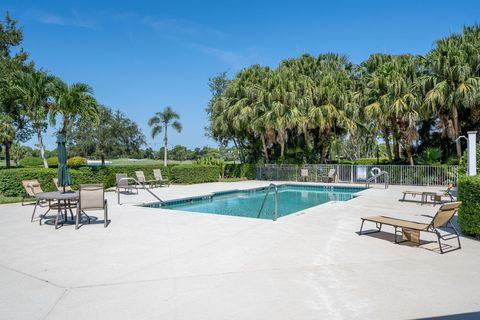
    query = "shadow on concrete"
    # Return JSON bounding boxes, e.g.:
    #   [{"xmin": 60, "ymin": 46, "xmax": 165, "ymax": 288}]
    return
[{"xmin": 418, "ymin": 311, "xmax": 480, "ymax": 319}]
